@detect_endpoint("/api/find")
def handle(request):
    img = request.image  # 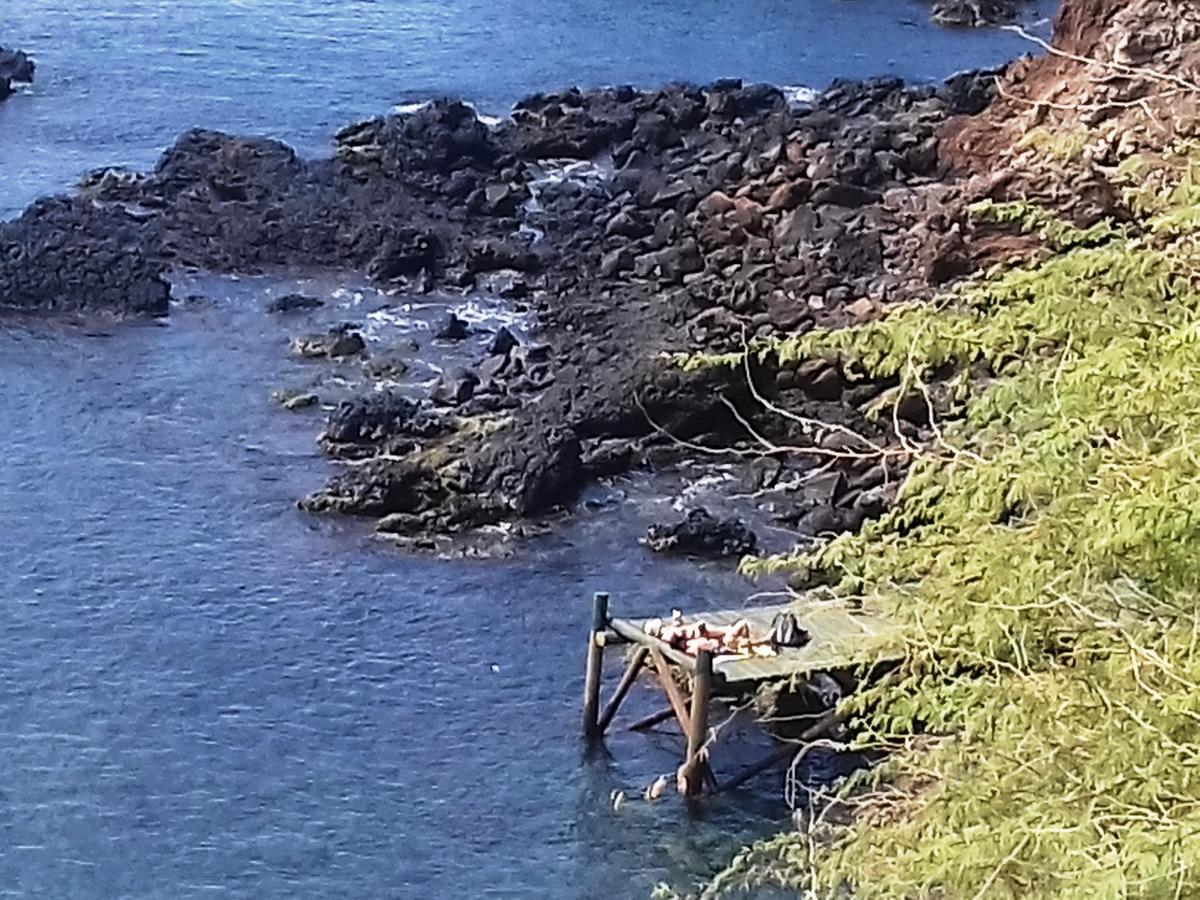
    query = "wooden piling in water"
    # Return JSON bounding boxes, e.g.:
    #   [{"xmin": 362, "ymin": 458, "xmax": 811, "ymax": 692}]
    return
[
  {"xmin": 718, "ymin": 706, "xmax": 848, "ymax": 793},
  {"xmin": 581, "ymin": 591, "xmax": 609, "ymax": 740},
  {"xmin": 627, "ymin": 705, "xmax": 678, "ymax": 732},
  {"xmin": 680, "ymin": 649, "xmax": 713, "ymax": 796},
  {"xmin": 649, "ymin": 648, "xmax": 691, "ymax": 732}
]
